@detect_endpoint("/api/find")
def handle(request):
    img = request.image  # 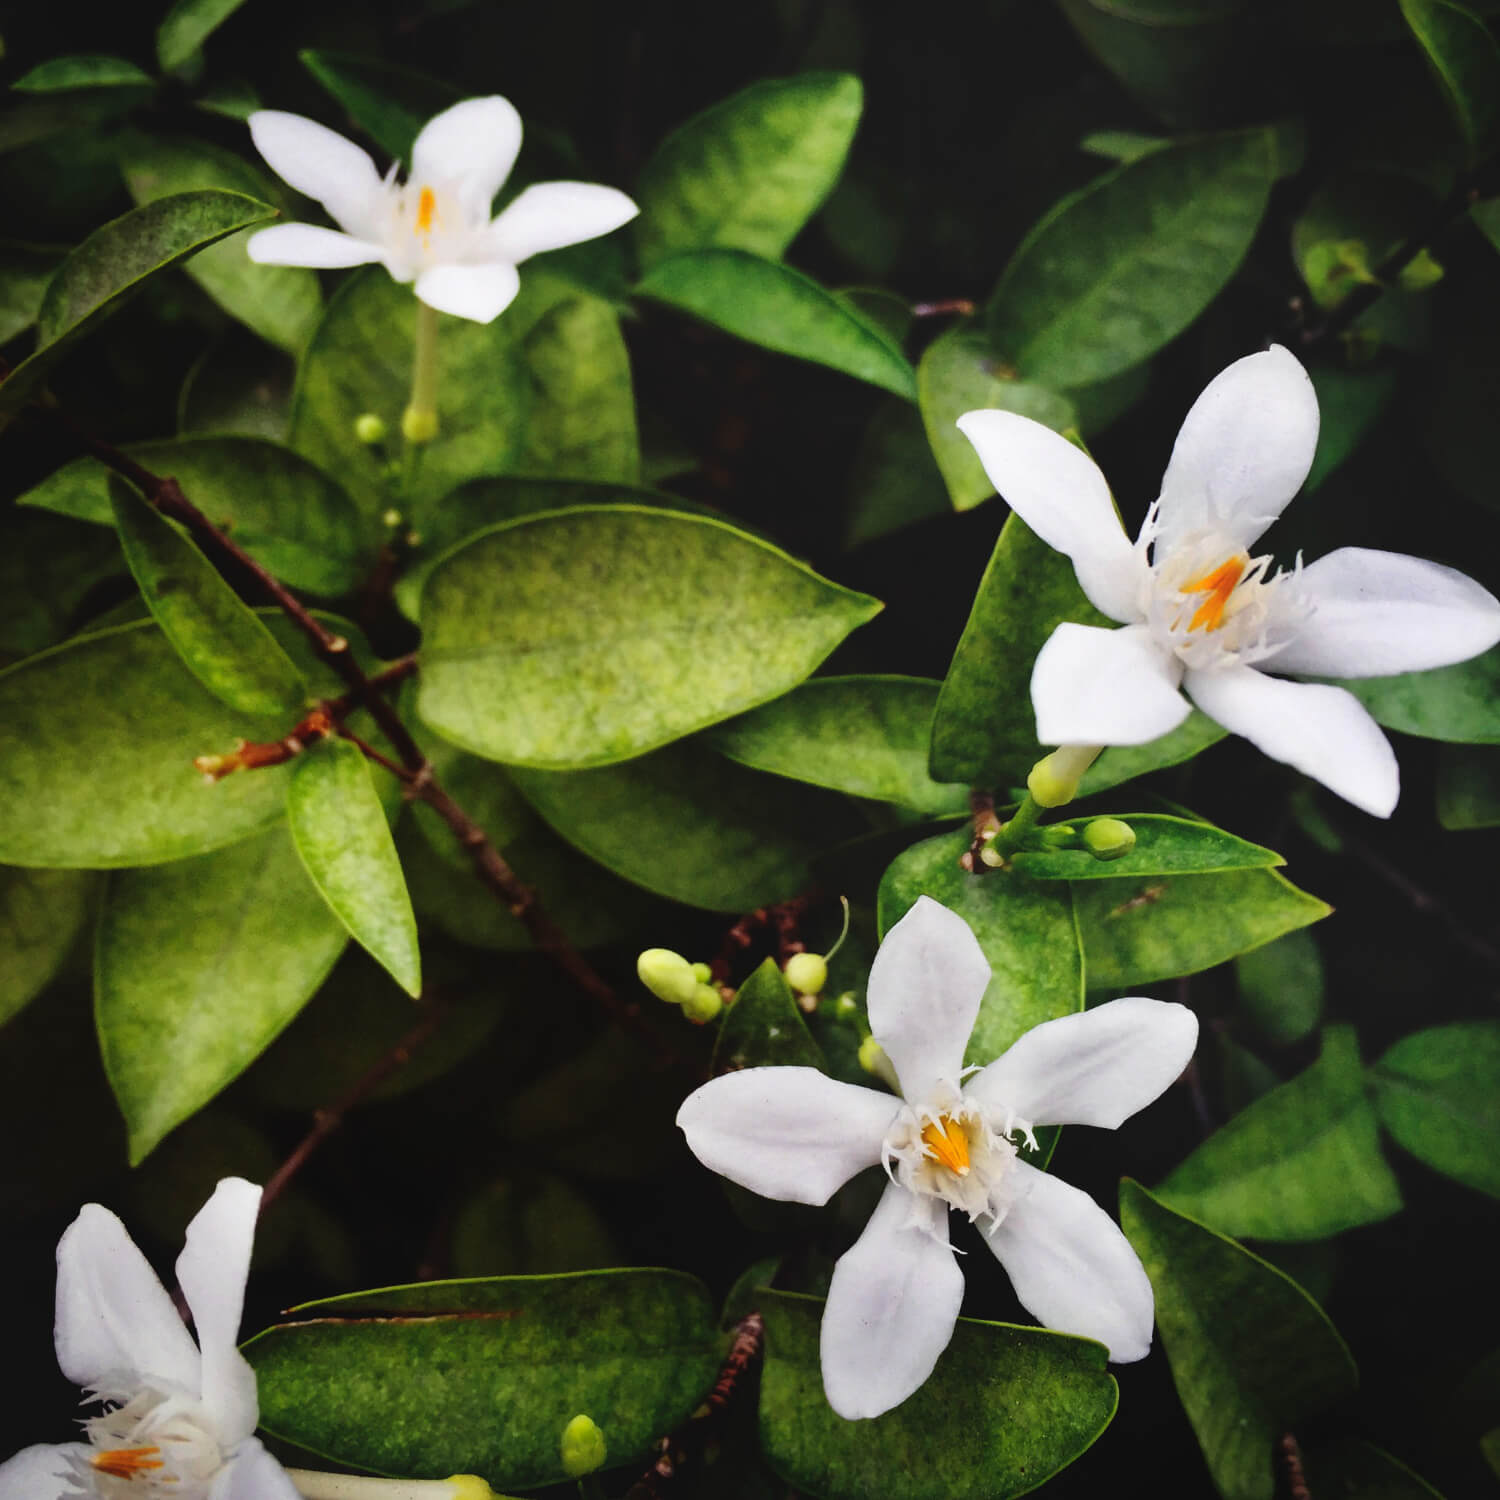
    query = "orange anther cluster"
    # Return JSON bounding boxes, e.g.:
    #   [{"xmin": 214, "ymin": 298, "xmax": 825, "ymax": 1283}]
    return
[
  {"xmin": 416, "ymin": 186, "xmax": 437, "ymax": 237},
  {"xmin": 91, "ymin": 1447, "xmax": 165, "ymax": 1479},
  {"xmin": 1182, "ymin": 555, "xmax": 1247, "ymax": 633},
  {"xmin": 920, "ymin": 1116, "xmax": 971, "ymax": 1175}
]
